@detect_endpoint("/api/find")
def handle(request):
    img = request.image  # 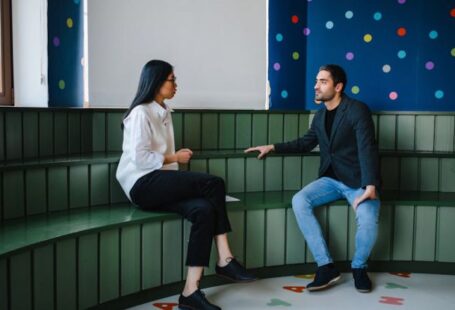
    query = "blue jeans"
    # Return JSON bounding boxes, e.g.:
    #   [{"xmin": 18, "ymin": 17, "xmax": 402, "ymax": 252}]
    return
[{"xmin": 292, "ymin": 177, "xmax": 380, "ymax": 269}]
